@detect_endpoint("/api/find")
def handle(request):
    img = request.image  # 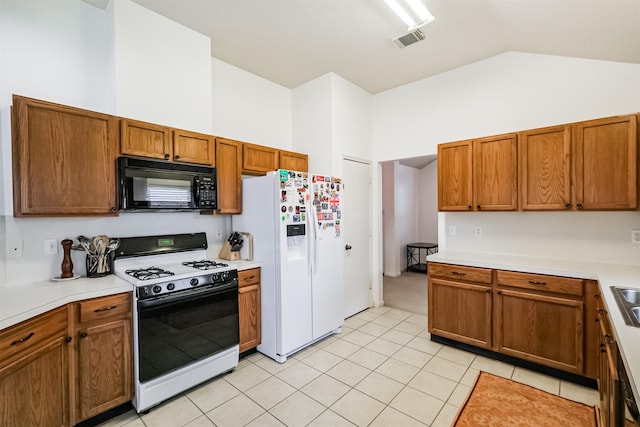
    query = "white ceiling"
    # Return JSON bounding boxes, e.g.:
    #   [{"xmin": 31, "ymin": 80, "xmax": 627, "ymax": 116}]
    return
[{"xmin": 131, "ymin": 0, "xmax": 640, "ymax": 94}]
